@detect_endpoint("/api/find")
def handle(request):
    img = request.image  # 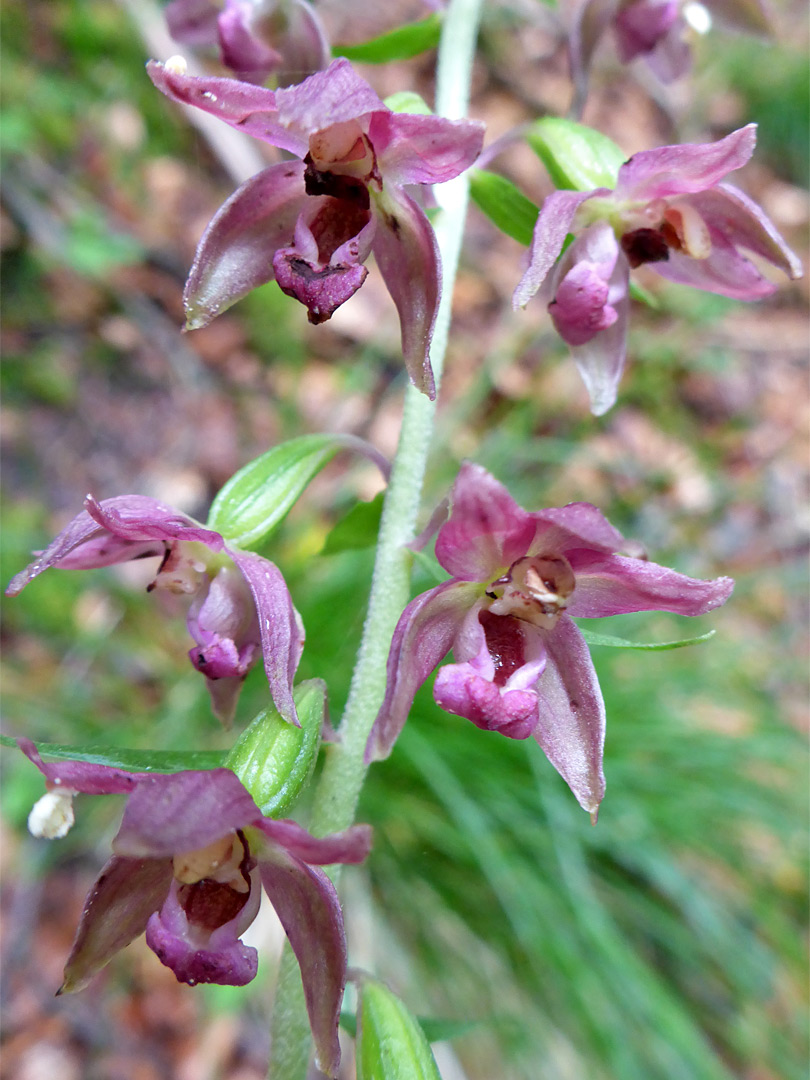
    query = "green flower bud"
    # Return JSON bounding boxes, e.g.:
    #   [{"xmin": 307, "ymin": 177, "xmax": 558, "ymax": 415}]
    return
[
  {"xmin": 225, "ymin": 679, "xmax": 325, "ymax": 816},
  {"xmin": 356, "ymin": 977, "xmax": 442, "ymax": 1080}
]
